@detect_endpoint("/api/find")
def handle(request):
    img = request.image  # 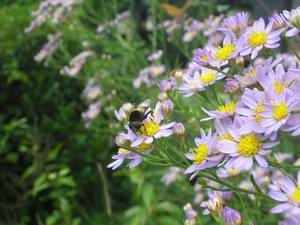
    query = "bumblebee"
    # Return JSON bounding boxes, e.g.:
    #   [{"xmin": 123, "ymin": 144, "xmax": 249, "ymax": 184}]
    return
[{"xmin": 128, "ymin": 106, "xmax": 153, "ymax": 133}]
